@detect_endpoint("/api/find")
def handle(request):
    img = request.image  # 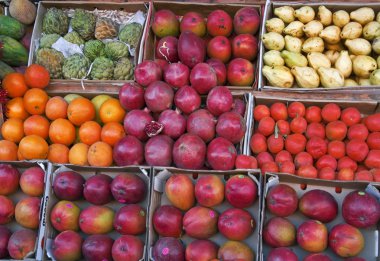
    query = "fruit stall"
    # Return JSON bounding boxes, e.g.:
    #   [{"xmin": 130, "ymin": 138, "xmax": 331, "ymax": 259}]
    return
[{"xmin": 0, "ymin": 0, "xmax": 379, "ymax": 260}]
